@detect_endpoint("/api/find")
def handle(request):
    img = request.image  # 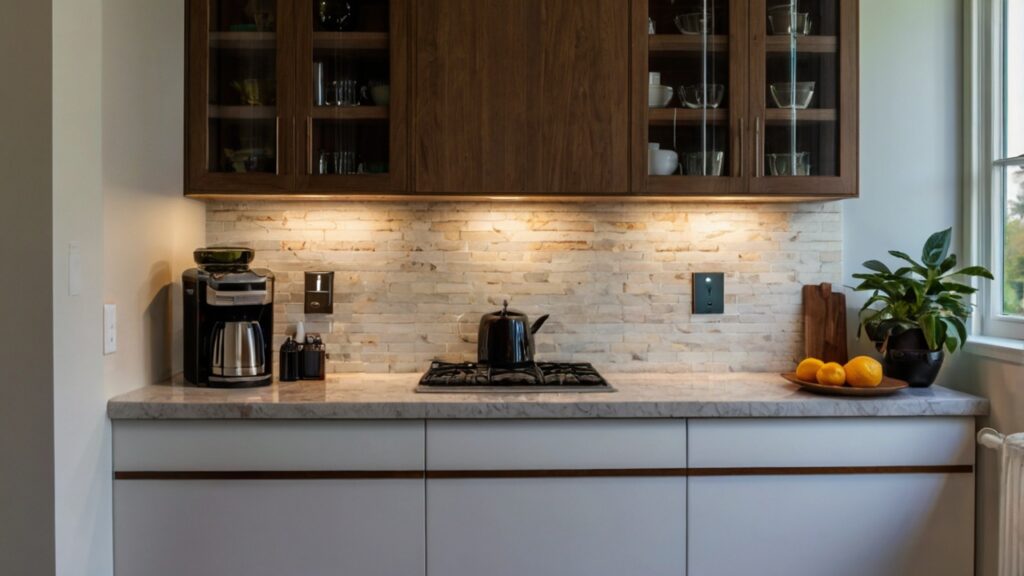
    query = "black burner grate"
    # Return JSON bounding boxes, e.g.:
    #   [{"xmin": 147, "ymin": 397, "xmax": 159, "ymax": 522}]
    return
[{"xmin": 419, "ymin": 361, "xmax": 609, "ymax": 388}]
